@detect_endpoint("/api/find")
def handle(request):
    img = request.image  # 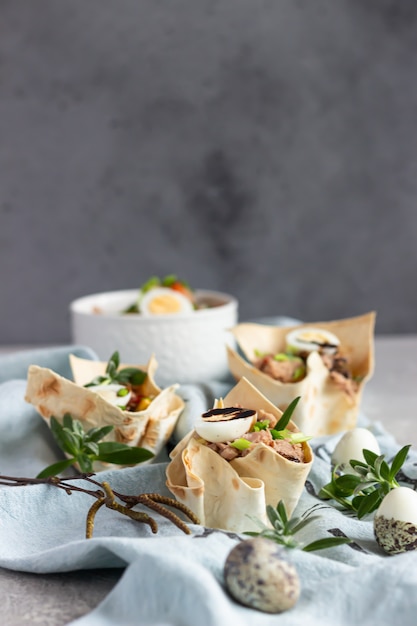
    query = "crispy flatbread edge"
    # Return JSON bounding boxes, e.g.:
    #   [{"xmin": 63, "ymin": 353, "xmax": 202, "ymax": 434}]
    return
[
  {"xmin": 25, "ymin": 364, "xmax": 184, "ymax": 470},
  {"xmin": 166, "ymin": 377, "xmax": 313, "ymax": 530}
]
